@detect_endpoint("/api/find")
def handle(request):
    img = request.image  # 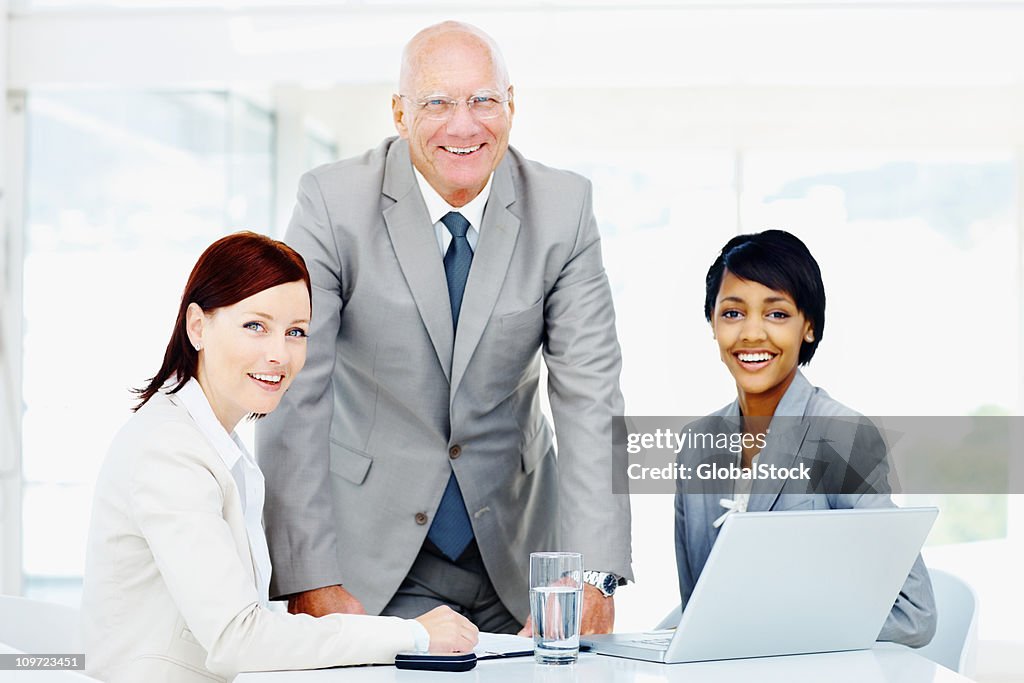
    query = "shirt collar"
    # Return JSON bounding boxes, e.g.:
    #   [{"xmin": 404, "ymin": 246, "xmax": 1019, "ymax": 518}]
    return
[
  {"xmin": 413, "ymin": 167, "xmax": 492, "ymax": 232},
  {"xmin": 772, "ymin": 370, "xmax": 814, "ymax": 417},
  {"xmin": 176, "ymin": 377, "xmax": 250, "ymax": 471}
]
